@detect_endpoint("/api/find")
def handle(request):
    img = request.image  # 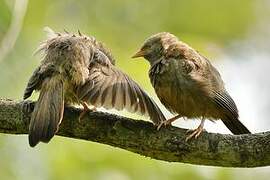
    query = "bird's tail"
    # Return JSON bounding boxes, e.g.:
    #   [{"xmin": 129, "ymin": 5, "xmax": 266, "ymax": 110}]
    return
[
  {"xmin": 29, "ymin": 75, "xmax": 64, "ymax": 147},
  {"xmin": 222, "ymin": 116, "xmax": 251, "ymax": 135}
]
